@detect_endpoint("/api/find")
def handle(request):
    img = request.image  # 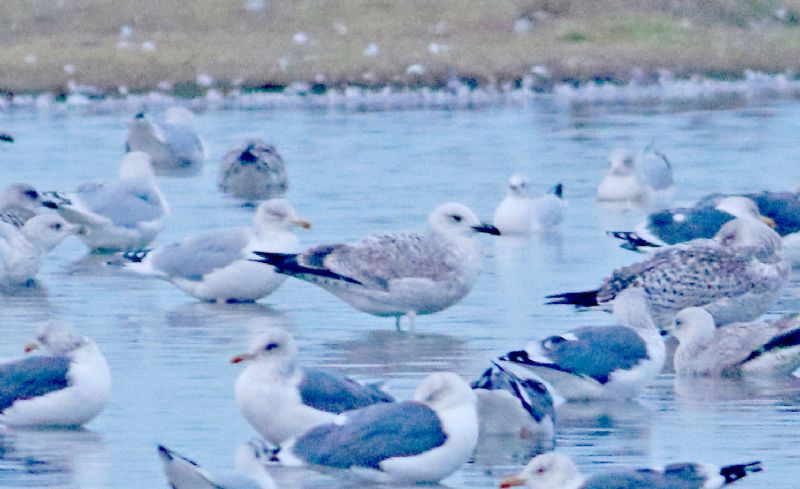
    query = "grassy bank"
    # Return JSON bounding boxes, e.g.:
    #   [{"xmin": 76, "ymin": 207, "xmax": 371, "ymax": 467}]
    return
[{"xmin": 3, "ymin": 0, "xmax": 800, "ymax": 94}]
